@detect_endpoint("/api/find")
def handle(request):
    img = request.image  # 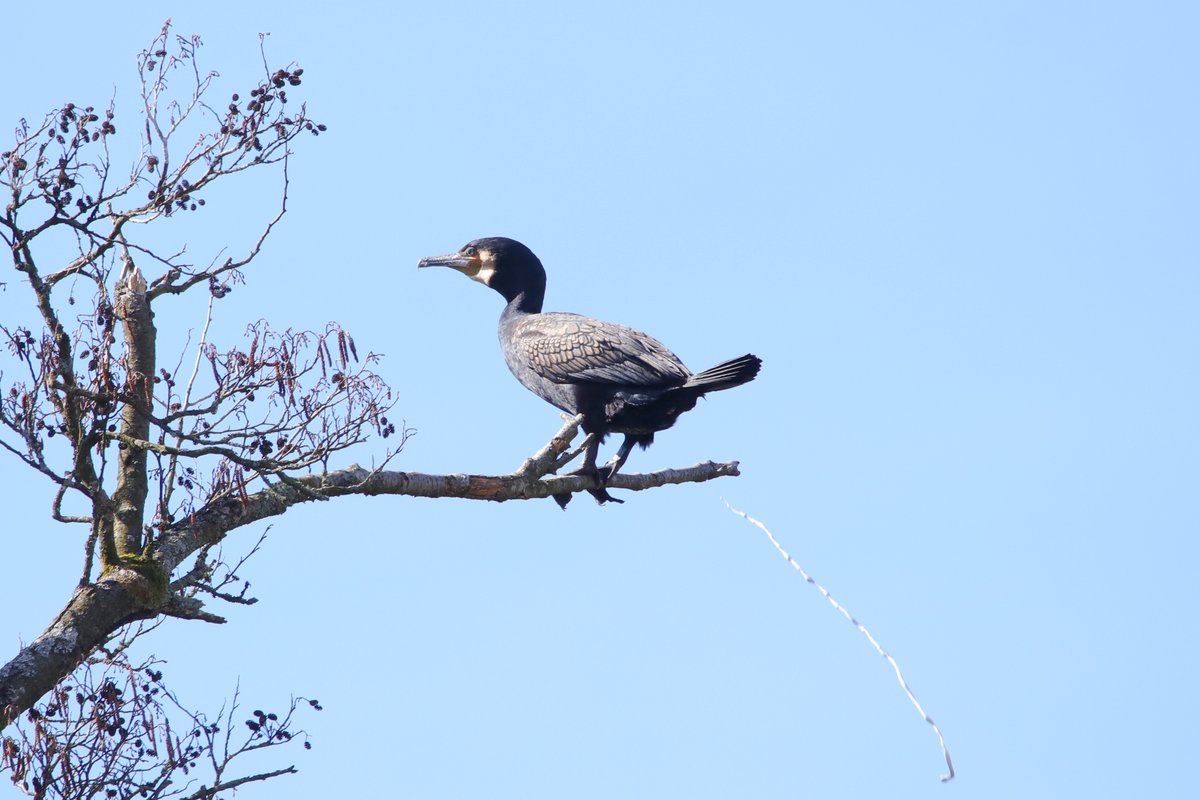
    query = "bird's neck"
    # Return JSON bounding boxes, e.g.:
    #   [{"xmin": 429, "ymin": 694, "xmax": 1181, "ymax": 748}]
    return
[{"xmin": 502, "ymin": 286, "xmax": 544, "ymax": 314}]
